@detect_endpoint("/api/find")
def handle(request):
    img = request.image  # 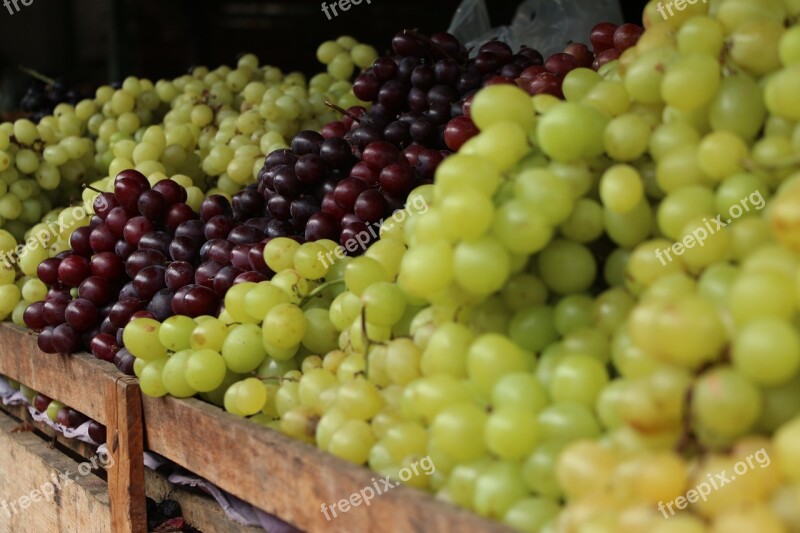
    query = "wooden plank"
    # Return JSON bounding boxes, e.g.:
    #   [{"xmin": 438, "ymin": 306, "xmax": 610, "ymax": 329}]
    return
[
  {"xmin": 143, "ymin": 396, "xmax": 511, "ymax": 533},
  {"xmin": 0, "ymin": 410, "xmax": 111, "ymax": 533},
  {"xmin": 0, "ymin": 402, "xmax": 99, "ymax": 460},
  {"xmin": 105, "ymin": 376, "xmax": 147, "ymax": 533},
  {"xmin": 0, "ymin": 324, "xmax": 120, "ymax": 424}
]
